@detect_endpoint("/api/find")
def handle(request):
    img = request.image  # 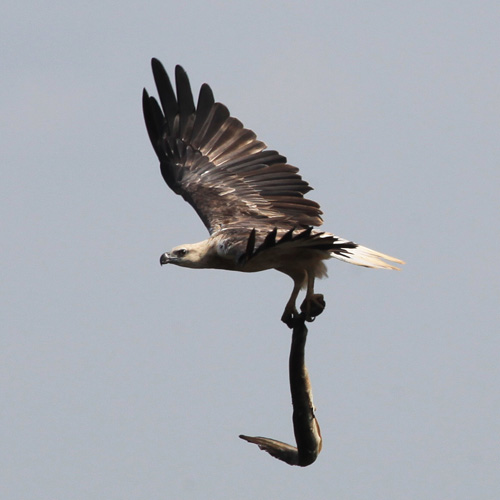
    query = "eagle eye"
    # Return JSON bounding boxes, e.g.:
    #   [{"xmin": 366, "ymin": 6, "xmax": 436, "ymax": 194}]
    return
[{"xmin": 175, "ymin": 248, "xmax": 188, "ymax": 257}]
